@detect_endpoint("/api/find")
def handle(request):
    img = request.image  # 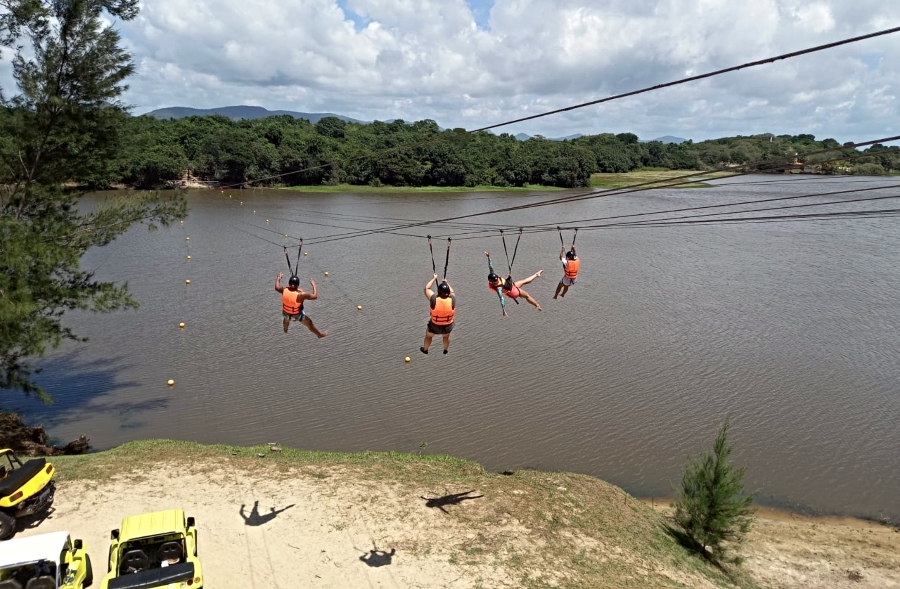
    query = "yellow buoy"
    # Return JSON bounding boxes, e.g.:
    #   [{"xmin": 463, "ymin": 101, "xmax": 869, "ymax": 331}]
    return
[
  {"xmin": 167, "ymin": 379, "xmax": 175, "ymax": 386},
  {"xmin": 187, "ymin": 255, "xmax": 191, "ymax": 260},
  {"xmin": 357, "ymin": 305, "xmax": 362, "ymax": 311},
  {"xmin": 180, "ymin": 220, "xmax": 183, "ymax": 224},
  {"xmin": 240, "ymin": 201, "xmax": 243, "ymax": 205},
  {"xmin": 404, "ymin": 357, "xmax": 411, "ymax": 363},
  {"xmin": 253, "ymin": 210, "xmax": 256, "ymax": 214},
  {"xmin": 185, "ymin": 279, "xmax": 191, "ymax": 284},
  {"xmin": 179, "ymin": 322, "xmax": 185, "ymax": 328},
  {"xmin": 303, "ymin": 252, "xmax": 308, "ymax": 256},
  {"xmin": 266, "ymin": 219, "xmax": 269, "ymax": 223},
  {"xmin": 185, "ymin": 237, "xmax": 190, "ymax": 241},
  {"xmin": 324, "ymin": 272, "xmax": 329, "ymax": 276}
]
